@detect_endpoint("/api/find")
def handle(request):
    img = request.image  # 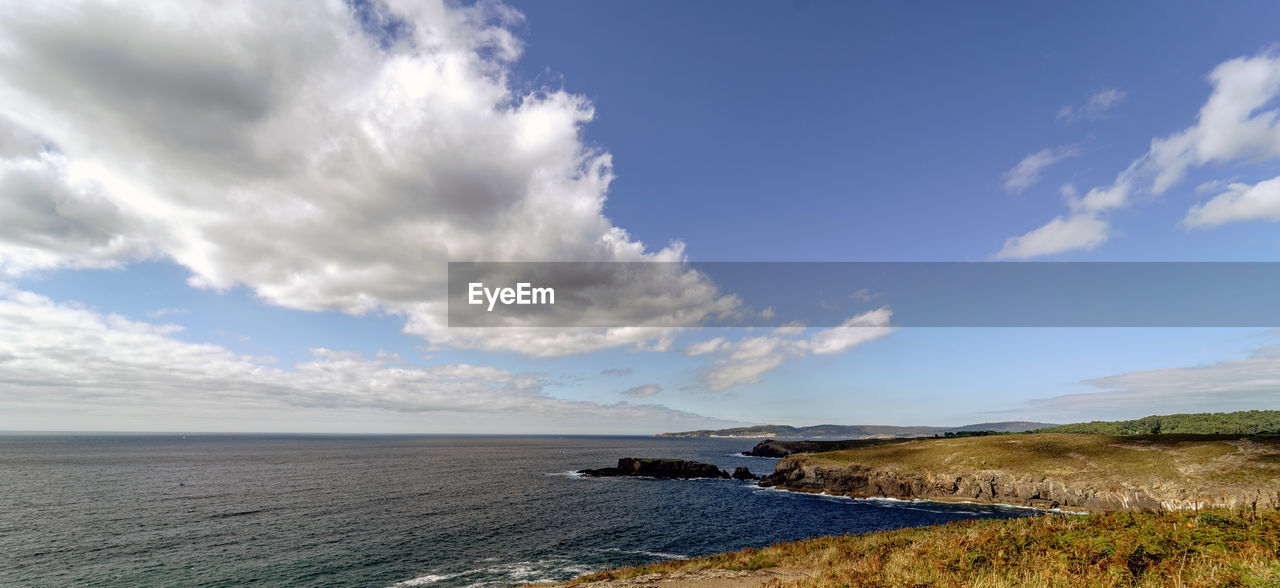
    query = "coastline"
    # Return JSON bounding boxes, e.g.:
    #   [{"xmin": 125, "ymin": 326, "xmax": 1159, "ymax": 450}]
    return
[
  {"xmin": 761, "ymin": 484, "xmax": 1093, "ymax": 515},
  {"xmin": 759, "ymin": 433, "xmax": 1280, "ymax": 513},
  {"xmin": 547, "ymin": 508, "xmax": 1280, "ymax": 587}
]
